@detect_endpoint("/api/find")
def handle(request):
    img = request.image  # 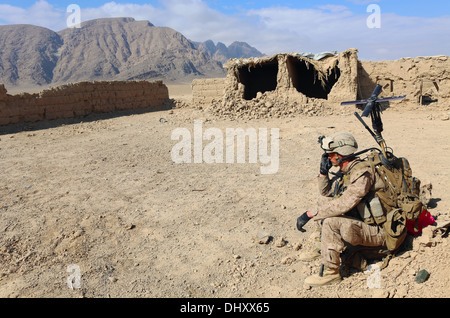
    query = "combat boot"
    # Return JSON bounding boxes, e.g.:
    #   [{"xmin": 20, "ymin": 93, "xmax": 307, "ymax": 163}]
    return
[{"xmin": 304, "ymin": 266, "xmax": 341, "ymax": 287}]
